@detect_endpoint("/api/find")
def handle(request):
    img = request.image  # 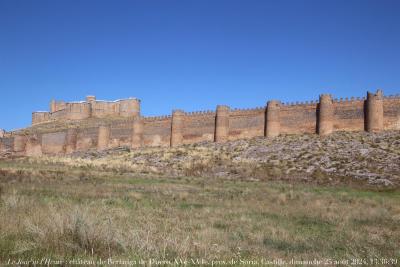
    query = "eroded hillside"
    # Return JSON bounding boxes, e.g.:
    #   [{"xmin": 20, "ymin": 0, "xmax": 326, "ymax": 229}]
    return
[{"xmin": 4, "ymin": 131, "xmax": 399, "ymax": 188}]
